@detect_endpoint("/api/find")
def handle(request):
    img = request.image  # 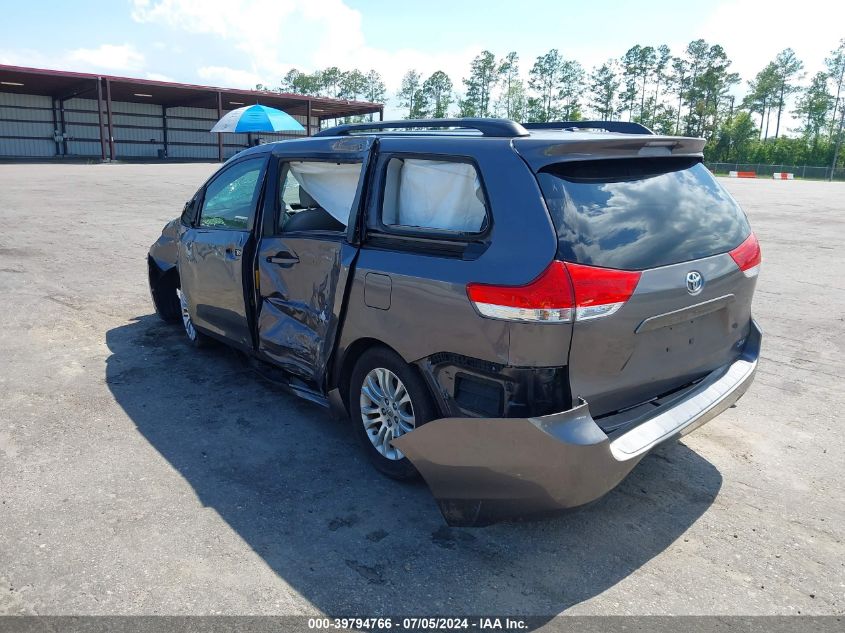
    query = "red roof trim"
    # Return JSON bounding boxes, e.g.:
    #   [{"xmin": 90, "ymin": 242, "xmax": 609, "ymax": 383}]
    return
[{"xmin": 0, "ymin": 64, "xmax": 383, "ymax": 109}]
